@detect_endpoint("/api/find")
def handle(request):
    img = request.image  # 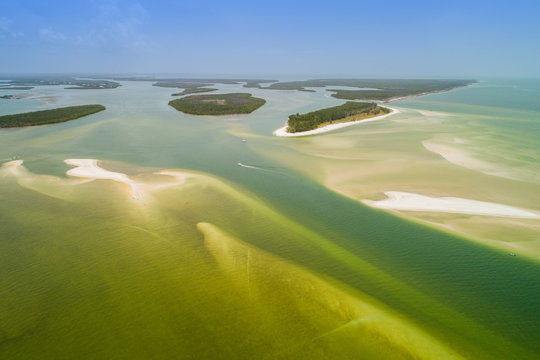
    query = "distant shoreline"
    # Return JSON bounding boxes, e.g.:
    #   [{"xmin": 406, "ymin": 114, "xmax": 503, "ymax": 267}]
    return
[
  {"xmin": 273, "ymin": 107, "xmax": 398, "ymax": 137},
  {"xmin": 375, "ymin": 83, "xmax": 476, "ymax": 103}
]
